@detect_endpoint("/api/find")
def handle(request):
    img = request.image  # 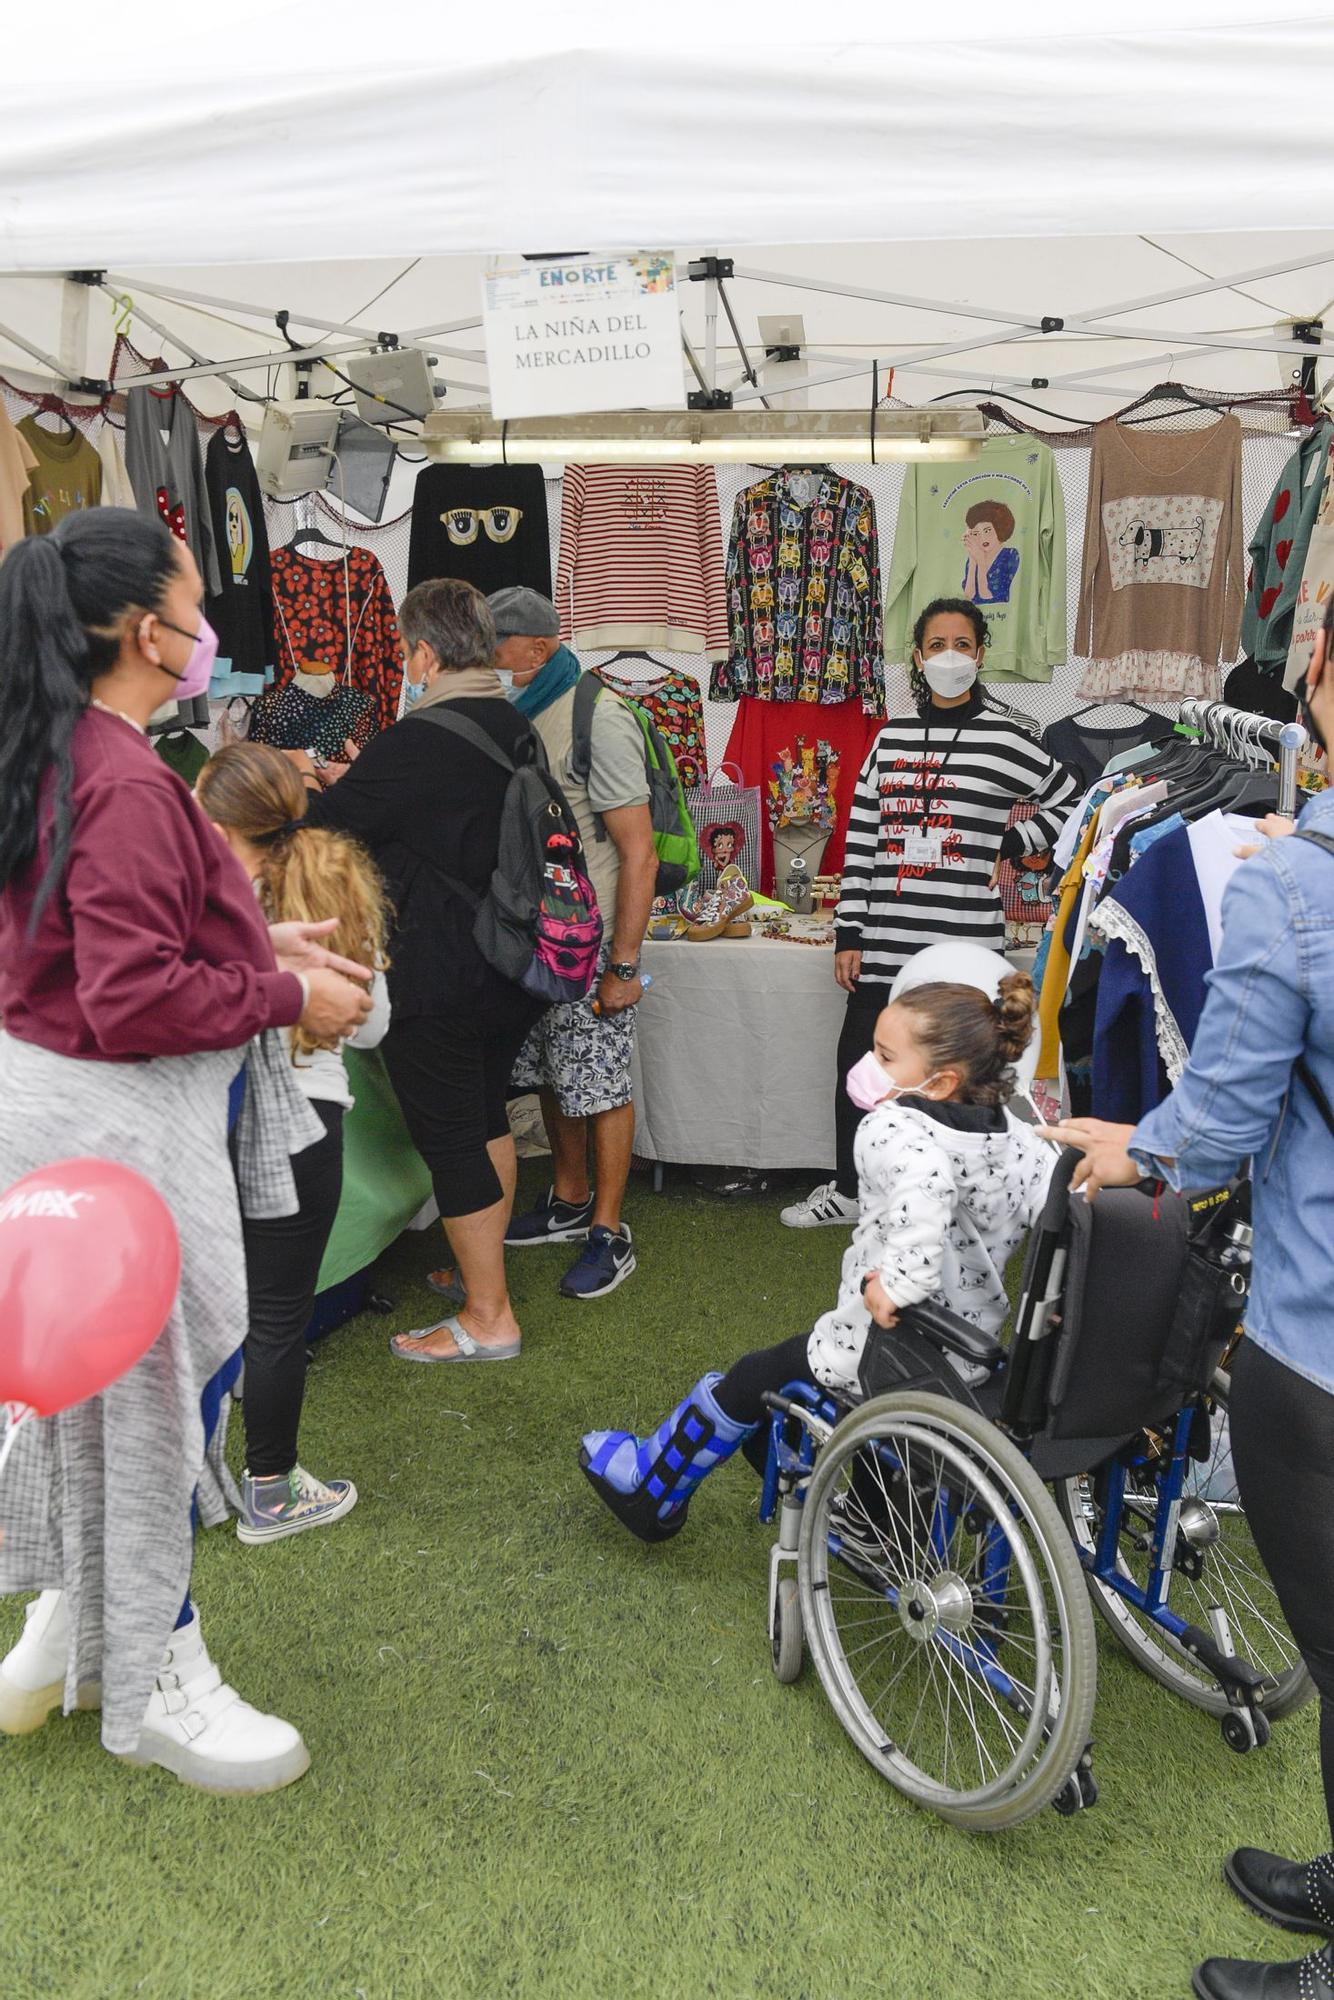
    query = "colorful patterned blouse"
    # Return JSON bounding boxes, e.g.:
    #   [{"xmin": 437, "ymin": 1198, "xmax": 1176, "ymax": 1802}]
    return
[
  {"xmin": 594, "ymin": 664, "xmax": 708, "ymax": 787},
  {"xmin": 711, "ymin": 467, "xmax": 884, "ymax": 711}
]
